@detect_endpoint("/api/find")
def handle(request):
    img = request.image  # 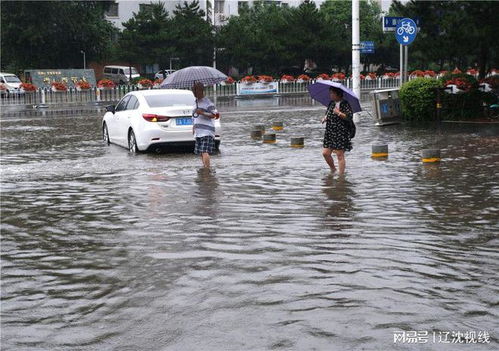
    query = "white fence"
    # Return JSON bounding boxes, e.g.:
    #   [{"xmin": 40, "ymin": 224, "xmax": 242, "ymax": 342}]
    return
[{"xmin": 0, "ymin": 78, "xmax": 401, "ymax": 107}]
